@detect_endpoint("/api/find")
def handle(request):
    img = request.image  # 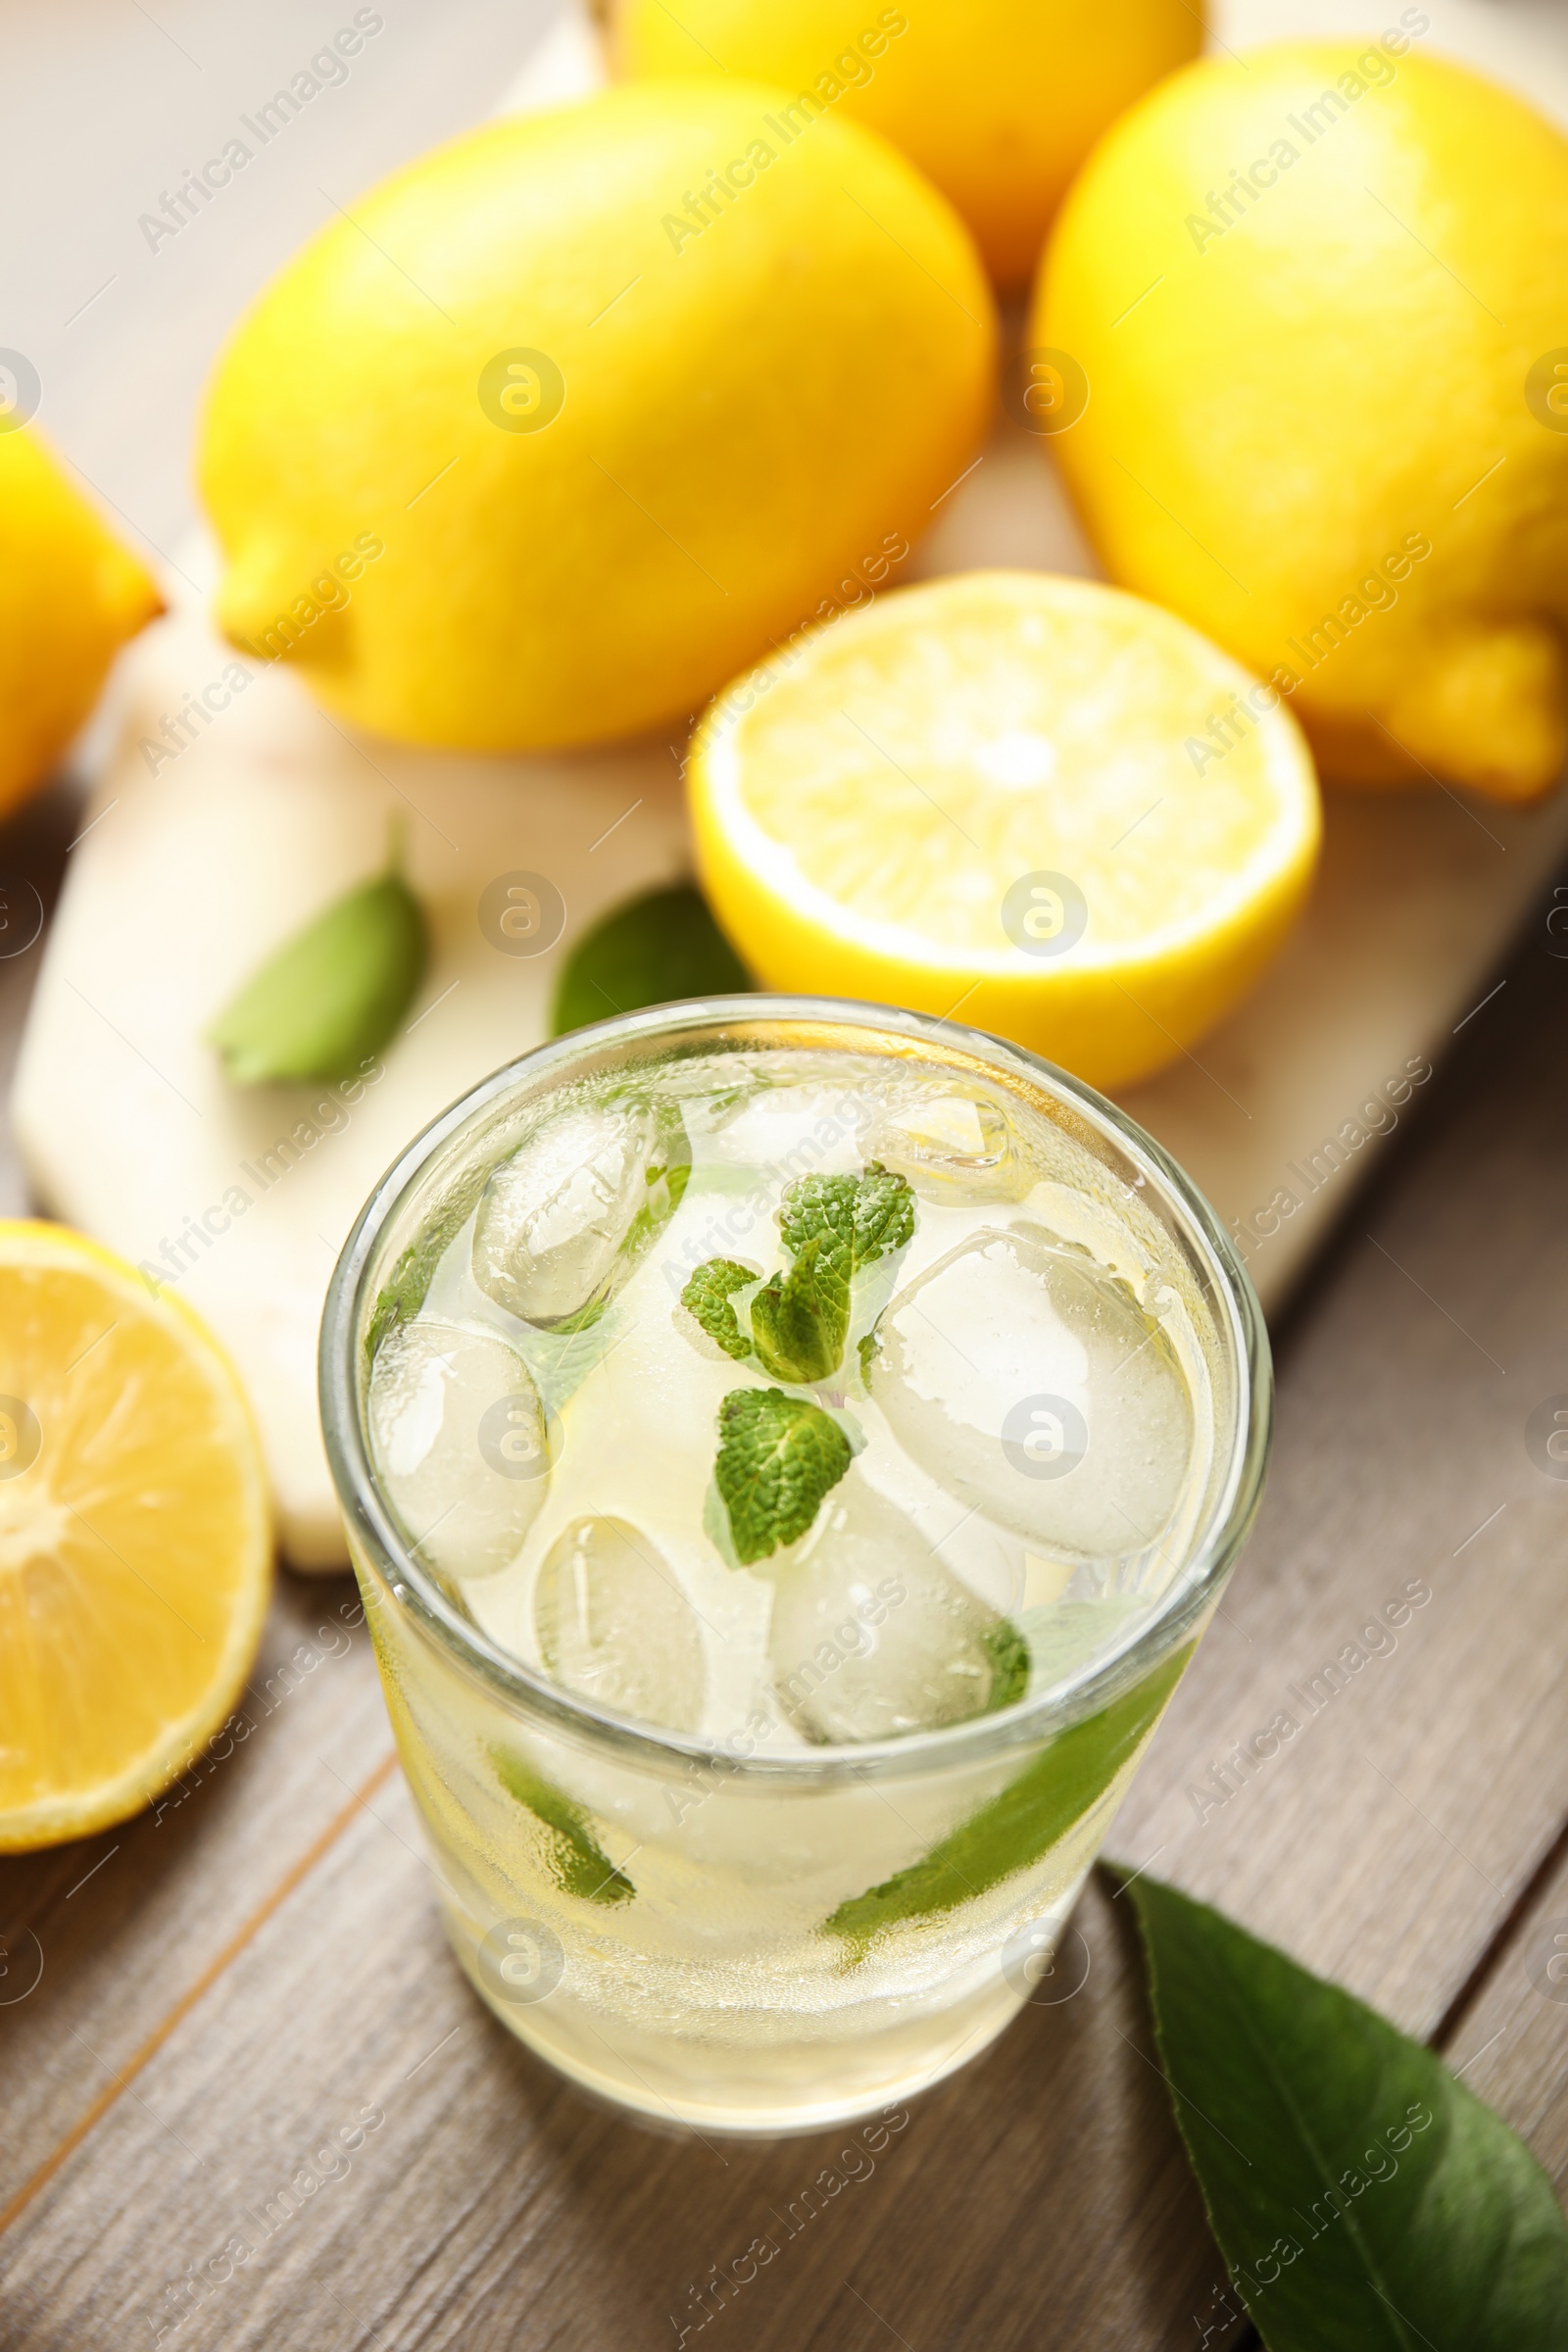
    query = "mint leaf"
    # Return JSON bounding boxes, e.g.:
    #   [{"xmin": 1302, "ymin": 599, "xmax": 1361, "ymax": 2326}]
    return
[
  {"xmin": 751, "ymin": 1234, "xmax": 849, "ymax": 1383},
  {"xmin": 210, "ymin": 863, "xmax": 426, "ymax": 1084},
  {"xmin": 550, "ymin": 882, "xmax": 751, "ymax": 1038},
  {"xmin": 681, "ymin": 1259, "xmax": 757, "ymax": 1360},
  {"xmin": 1127, "ymin": 1874, "xmax": 1568, "ymax": 2350},
  {"xmin": 490, "ymin": 1745, "xmax": 635, "ymax": 1905},
  {"xmin": 747, "ymin": 1162, "xmax": 913, "ymax": 1382},
  {"xmin": 714, "ymin": 1387, "xmax": 852, "ymax": 1564},
  {"xmin": 981, "ymin": 1619, "xmax": 1031, "ymax": 1713},
  {"xmin": 778, "ymin": 1162, "xmax": 914, "ymax": 1284},
  {"xmin": 848, "ymin": 1159, "xmax": 917, "ymax": 1266},
  {"xmin": 823, "ymin": 1642, "xmax": 1190, "ymax": 1959}
]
